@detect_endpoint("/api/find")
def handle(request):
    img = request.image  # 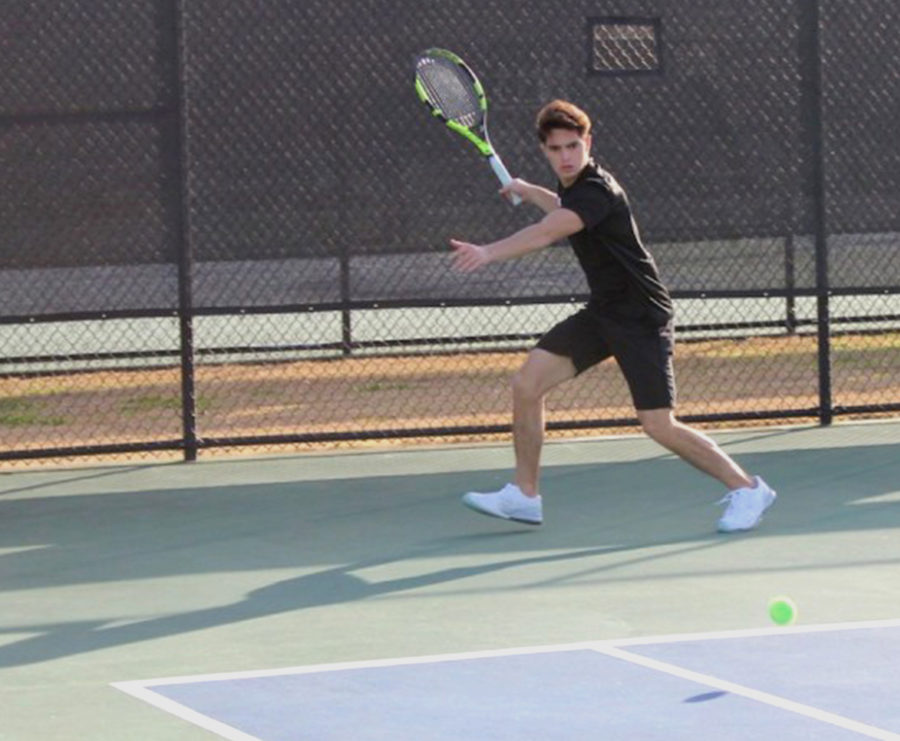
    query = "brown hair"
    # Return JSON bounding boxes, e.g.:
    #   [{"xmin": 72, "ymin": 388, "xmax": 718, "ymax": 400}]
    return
[{"xmin": 535, "ymin": 100, "xmax": 592, "ymax": 143}]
